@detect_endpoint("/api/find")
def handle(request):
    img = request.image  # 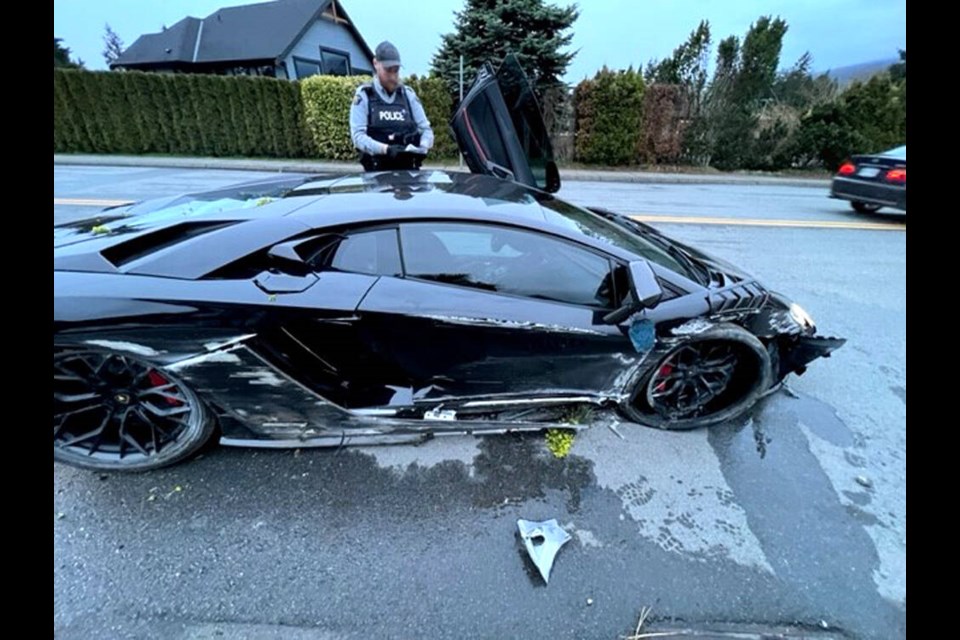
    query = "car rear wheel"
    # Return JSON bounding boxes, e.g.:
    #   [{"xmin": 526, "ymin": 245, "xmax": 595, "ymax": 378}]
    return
[
  {"xmin": 851, "ymin": 201, "xmax": 882, "ymax": 214},
  {"xmin": 619, "ymin": 324, "xmax": 772, "ymax": 430},
  {"xmin": 54, "ymin": 349, "xmax": 216, "ymax": 472}
]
